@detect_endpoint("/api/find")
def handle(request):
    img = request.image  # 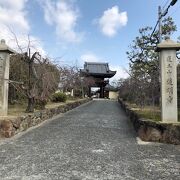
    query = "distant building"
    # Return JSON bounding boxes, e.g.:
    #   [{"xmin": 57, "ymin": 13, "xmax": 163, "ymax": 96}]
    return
[
  {"xmin": 80, "ymin": 62, "xmax": 116, "ymax": 98},
  {"xmin": 104, "ymin": 84, "xmax": 119, "ymax": 100}
]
